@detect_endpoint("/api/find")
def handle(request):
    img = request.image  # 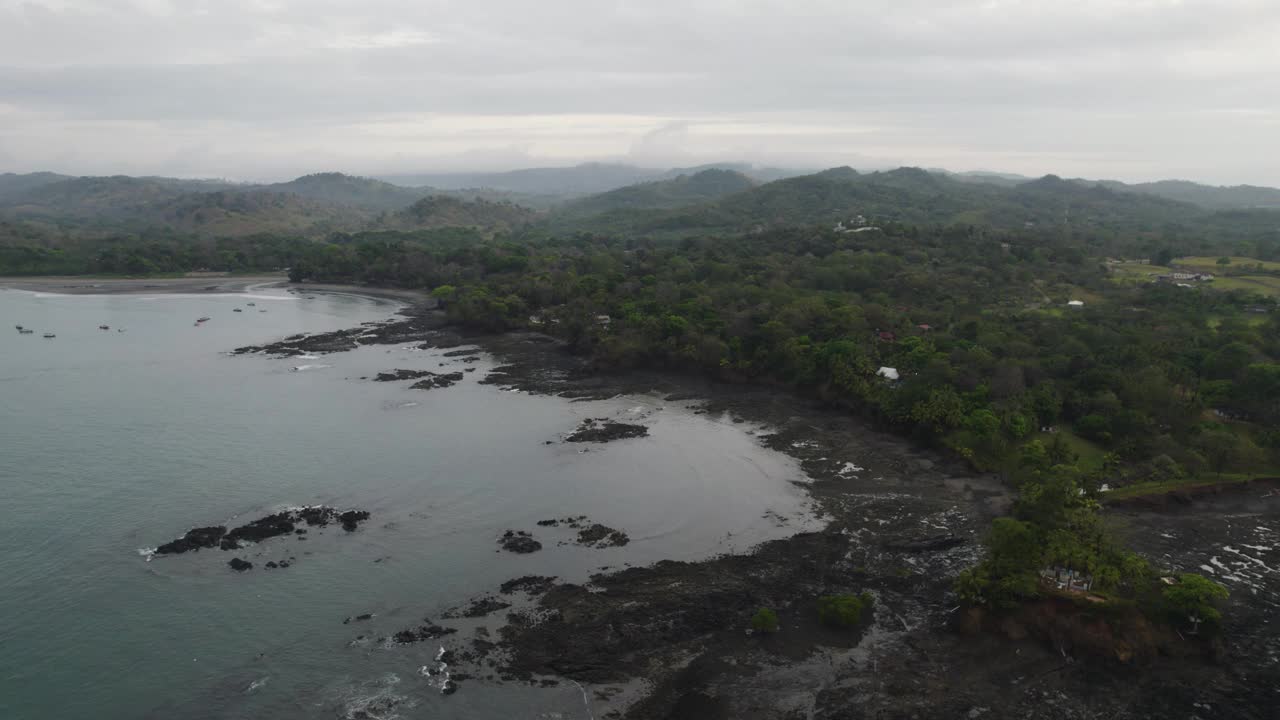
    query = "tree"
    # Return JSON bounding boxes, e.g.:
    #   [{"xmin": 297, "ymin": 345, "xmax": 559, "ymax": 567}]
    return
[
  {"xmin": 1019, "ymin": 440, "xmax": 1050, "ymax": 472},
  {"xmin": 1195, "ymin": 429, "xmax": 1238, "ymax": 477},
  {"xmin": 911, "ymin": 387, "xmax": 966, "ymax": 431},
  {"xmin": 750, "ymin": 607, "xmax": 779, "ymax": 633},
  {"xmin": 967, "ymin": 408, "xmax": 1001, "ymax": 438},
  {"xmin": 1217, "ymin": 256, "xmax": 1231, "ymax": 266},
  {"xmin": 1161, "ymin": 574, "xmax": 1229, "ymax": 633},
  {"xmin": 817, "ymin": 593, "xmax": 874, "ymax": 628}
]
